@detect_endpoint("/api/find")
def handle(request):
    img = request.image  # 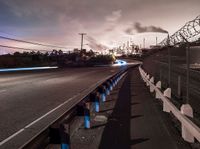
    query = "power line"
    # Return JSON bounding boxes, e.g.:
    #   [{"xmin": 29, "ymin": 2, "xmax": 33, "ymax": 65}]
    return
[
  {"xmin": 0, "ymin": 35, "xmax": 68, "ymax": 49},
  {"xmin": 0, "ymin": 44, "xmax": 53, "ymax": 52}
]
